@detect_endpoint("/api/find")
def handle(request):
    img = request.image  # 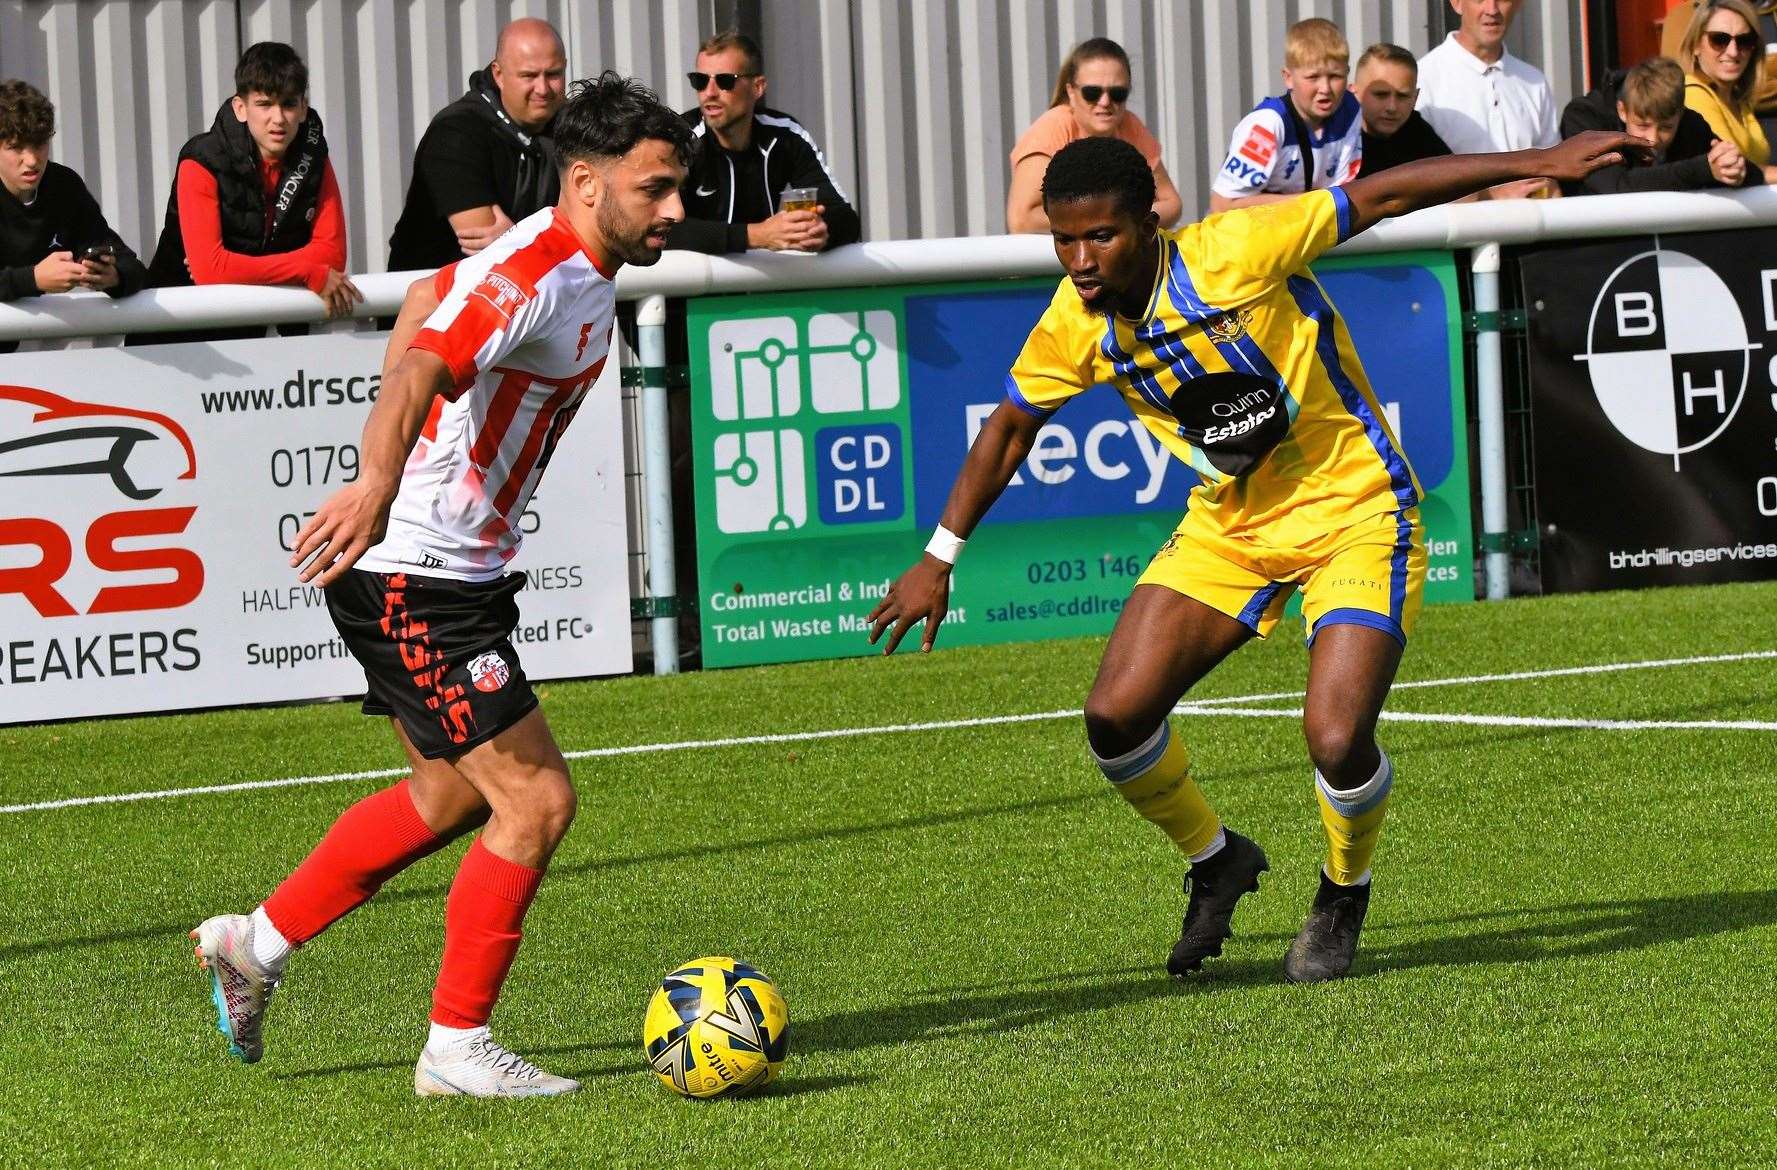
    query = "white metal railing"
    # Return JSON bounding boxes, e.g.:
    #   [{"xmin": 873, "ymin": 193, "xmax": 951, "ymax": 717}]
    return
[
  {"xmin": 5, "ymin": 187, "xmax": 1777, "ymax": 341},
  {"xmin": 7, "ymin": 185, "xmax": 1776, "ymax": 666}
]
